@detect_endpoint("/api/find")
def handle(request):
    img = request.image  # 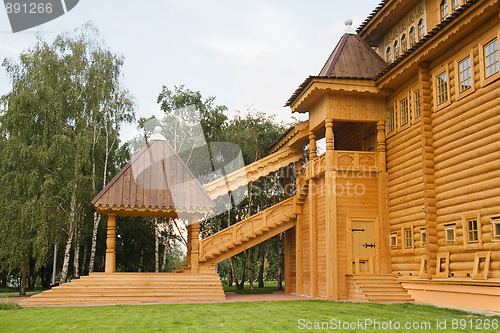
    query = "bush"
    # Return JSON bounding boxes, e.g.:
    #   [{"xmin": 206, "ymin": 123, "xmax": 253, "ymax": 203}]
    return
[{"xmin": 0, "ymin": 302, "xmax": 21, "ymax": 310}]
